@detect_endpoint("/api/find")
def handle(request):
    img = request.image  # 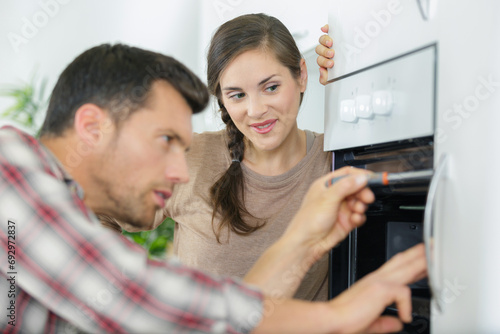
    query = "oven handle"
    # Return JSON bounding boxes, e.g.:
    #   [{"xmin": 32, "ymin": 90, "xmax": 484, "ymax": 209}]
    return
[
  {"xmin": 423, "ymin": 154, "xmax": 448, "ymax": 313},
  {"xmin": 417, "ymin": 0, "xmax": 432, "ymax": 21}
]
